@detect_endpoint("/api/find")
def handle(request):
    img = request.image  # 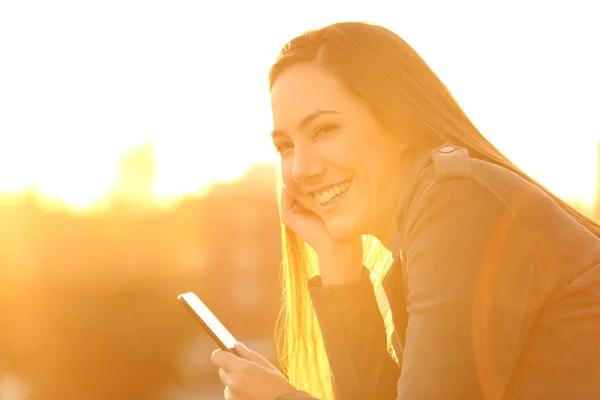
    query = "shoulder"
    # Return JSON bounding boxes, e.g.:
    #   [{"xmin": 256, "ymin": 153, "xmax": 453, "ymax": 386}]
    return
[
  {"xmin": 394, "ymin": 145, "xmax": 542, "ymax": 279},
  {"xmin": 397, "ymin": 143, "xmax": 543, "ymax": 235},
  {"xmin": 421, "ymin": 143, "xmax": 525, "ymax": 188},
  {"xmin": 408, "ymin": 143, "xmax": 544, "ymax": 211},
  {"xmin": 429, "ymin": 144, "xmax": 474, "ymax": 182}
]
